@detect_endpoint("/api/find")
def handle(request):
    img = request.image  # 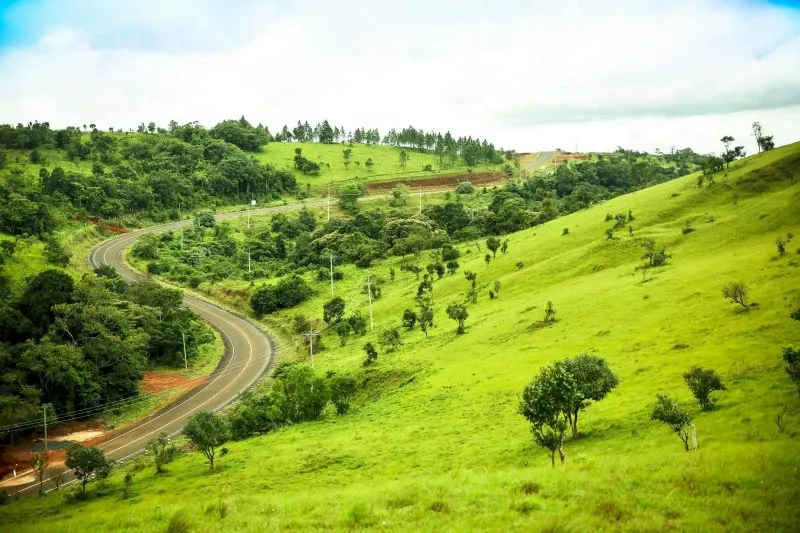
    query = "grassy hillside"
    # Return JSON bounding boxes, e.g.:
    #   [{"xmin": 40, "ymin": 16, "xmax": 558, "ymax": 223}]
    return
[
  {"xmin": 2, "ymin": 143, "xmax": 799, "ymax": 531},
  {"xmin": 253, "ymin": 142, "xmax": 505, "ymax": 189}
]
